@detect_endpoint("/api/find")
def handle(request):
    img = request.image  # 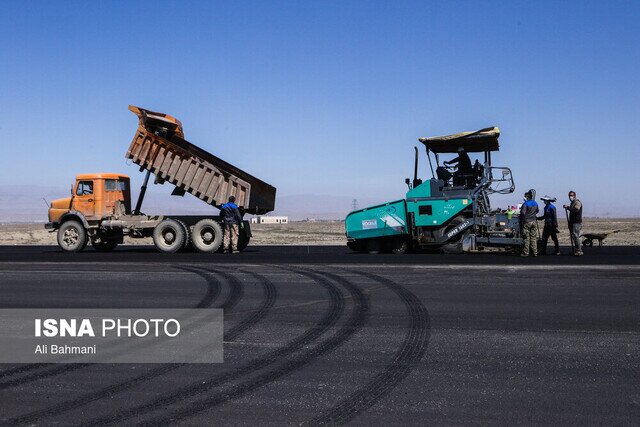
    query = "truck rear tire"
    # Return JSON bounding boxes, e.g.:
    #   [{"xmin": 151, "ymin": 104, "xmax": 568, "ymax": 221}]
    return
[
  {"xmin": 57, "ymin": 220, "xmax": 88, "ymax": 253},
  {"xmin": 153, "ymin": 219, "xmax": 186, "ymax": 253},
  {"xmin": 191, "ymin": 219, "xmax": 223, "ymax": 253},
  {"xmin": 175, "ymin": 219, "xmax": 192, "ymax": 251}
]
